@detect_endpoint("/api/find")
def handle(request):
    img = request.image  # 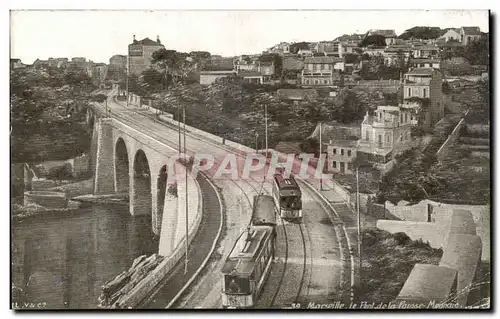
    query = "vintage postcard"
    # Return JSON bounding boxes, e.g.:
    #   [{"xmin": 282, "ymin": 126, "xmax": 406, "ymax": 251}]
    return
[{"xmin": 10, "ymin": 9, "xmax": 491, "ymax": 310}]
